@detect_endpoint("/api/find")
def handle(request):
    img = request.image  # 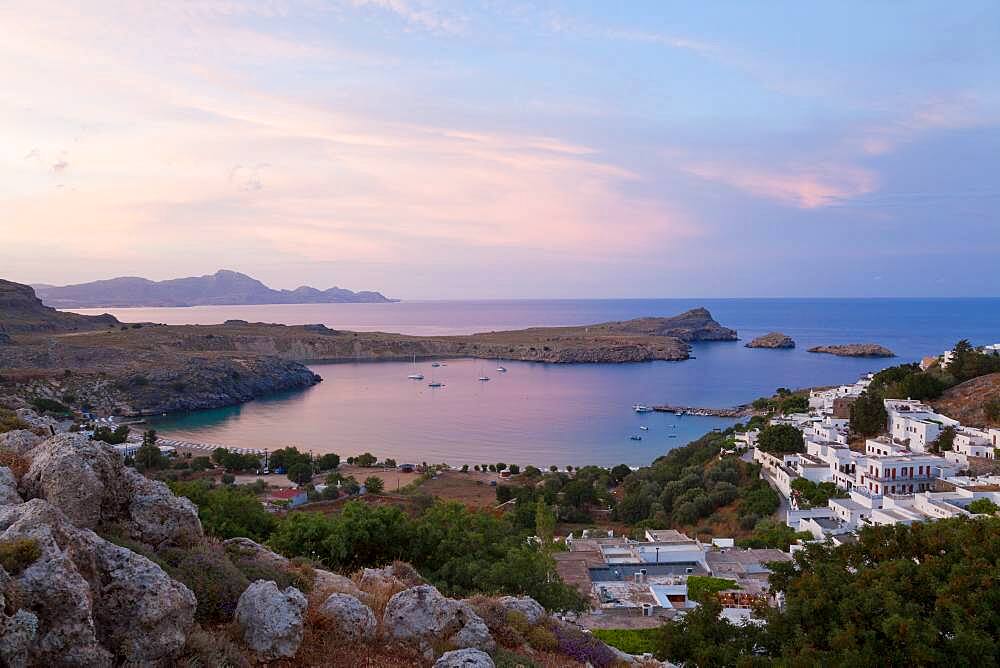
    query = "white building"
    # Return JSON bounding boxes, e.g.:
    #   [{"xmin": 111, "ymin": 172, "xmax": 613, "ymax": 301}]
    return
[{"xmin": 954, "ymin": 428, "xmax": 995, "ymax": 459}]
